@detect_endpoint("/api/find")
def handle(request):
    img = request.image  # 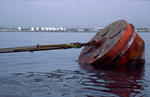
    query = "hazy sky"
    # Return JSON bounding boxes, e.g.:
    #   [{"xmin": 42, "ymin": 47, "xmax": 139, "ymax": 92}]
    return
[{"xmin": 0, "ymin": 0, "xmax": 150, "ymax": 28}]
